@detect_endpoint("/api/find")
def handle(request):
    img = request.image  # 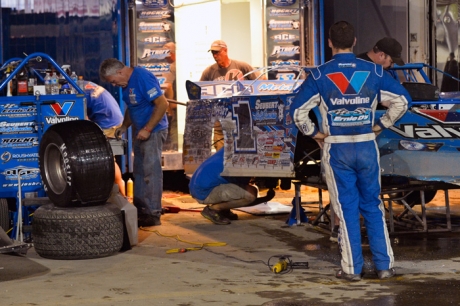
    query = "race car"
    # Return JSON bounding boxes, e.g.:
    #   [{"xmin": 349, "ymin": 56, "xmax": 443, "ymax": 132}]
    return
[{"xmin": 182, "ymin": 64, "xmax": 460, "ymax": 206}]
